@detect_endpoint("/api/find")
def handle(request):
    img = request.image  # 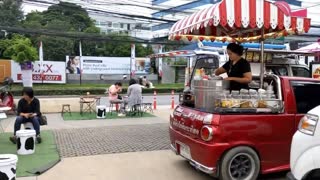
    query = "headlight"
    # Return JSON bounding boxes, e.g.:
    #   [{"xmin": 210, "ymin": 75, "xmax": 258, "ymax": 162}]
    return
[{"xmin": 299, "ymin": 114, "xmax": 318, "ymax": 136}]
